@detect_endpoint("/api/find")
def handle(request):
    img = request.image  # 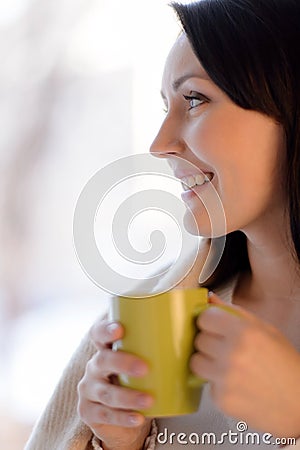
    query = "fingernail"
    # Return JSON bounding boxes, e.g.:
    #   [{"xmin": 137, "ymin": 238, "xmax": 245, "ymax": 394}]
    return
[
  {"xmin": 128, "ymin": 414, "xmax": 143, "ymax": 426},
  {"xmin": 106, "ymin": 322, "xmax": 119, "ymax": 335}
]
